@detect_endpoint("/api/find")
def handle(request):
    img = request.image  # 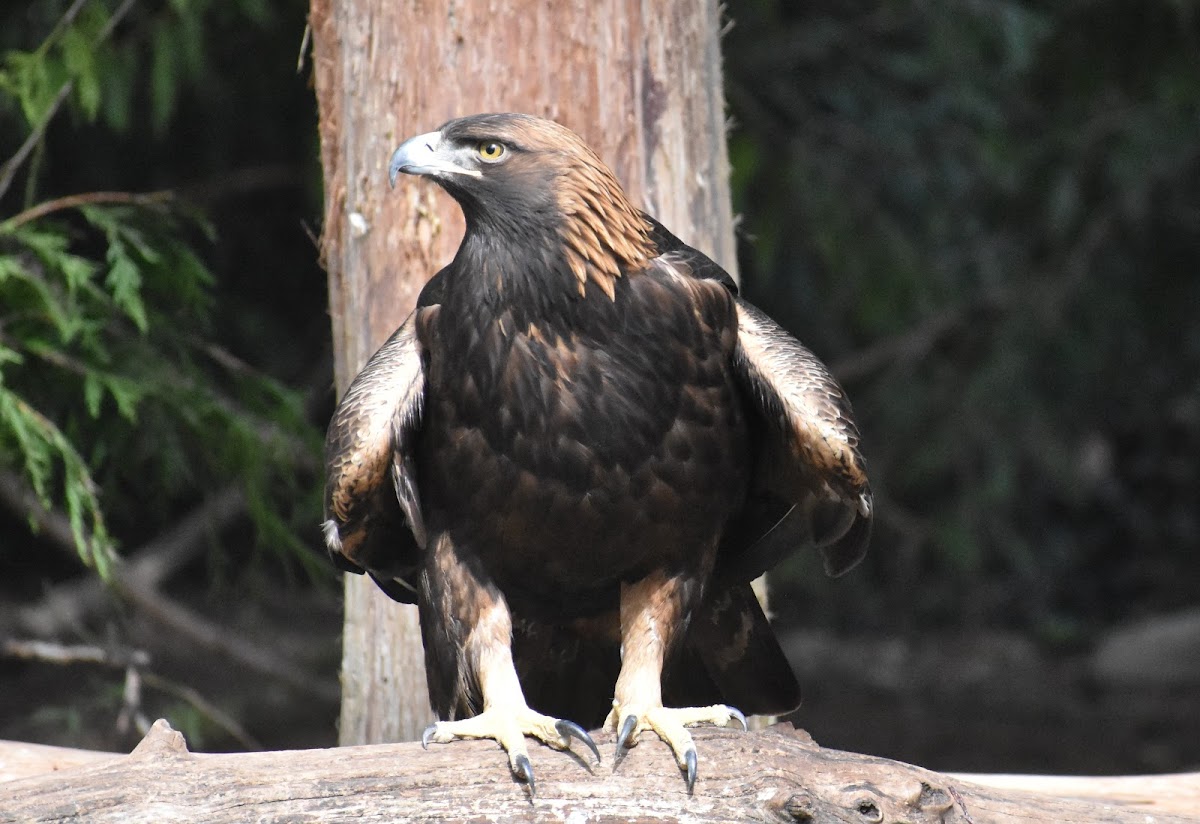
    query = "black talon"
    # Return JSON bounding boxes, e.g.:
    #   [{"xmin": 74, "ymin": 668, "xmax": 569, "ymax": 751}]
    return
[
  {"xmin": 556, "ymin": 719, "xmax": 601, "ymax": 764},
  {"xmin": 728, "ymin": 706, "xmax": 748, "ymax": 731},
  {"xmin": 684, "ymin": 747, "xmax": 697, "ymax": 795},
  {"xmin": 513, "ymin": 753, "xmax": 536, "ymax": 797},
  {"xmin": 421, "ymin": 723, "xmax": 437, "ymax": 750},
  {"xmin": 616, "ymin": 714, "xmax": 638, "ymax": 751}
]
